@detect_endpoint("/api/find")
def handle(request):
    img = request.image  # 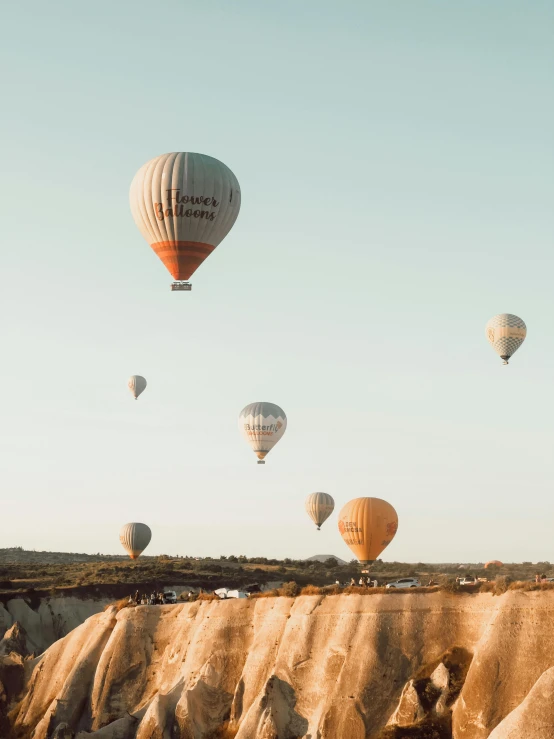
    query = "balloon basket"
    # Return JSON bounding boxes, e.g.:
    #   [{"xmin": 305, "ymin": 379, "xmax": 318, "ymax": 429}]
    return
[
  {"xmin": 257, "ymin": 460, "xmax": 266, "ymax": 465},
  {"xmin": 171, "ymin": 282, "xmax": 192, "ymax": 291}
]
